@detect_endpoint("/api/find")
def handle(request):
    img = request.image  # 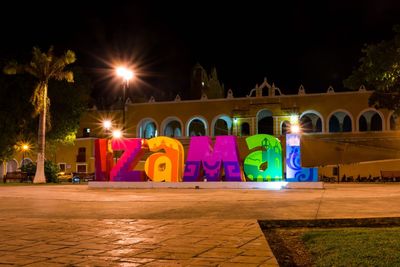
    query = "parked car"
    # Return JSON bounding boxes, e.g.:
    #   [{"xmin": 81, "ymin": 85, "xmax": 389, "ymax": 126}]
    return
[
  {"xmin": 57, "ymin": 172, "xmax": 73, "ymax": 183},
  {"xmin": 72, "ymin": 172, "xmax": 95, "ymax": 183}
]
